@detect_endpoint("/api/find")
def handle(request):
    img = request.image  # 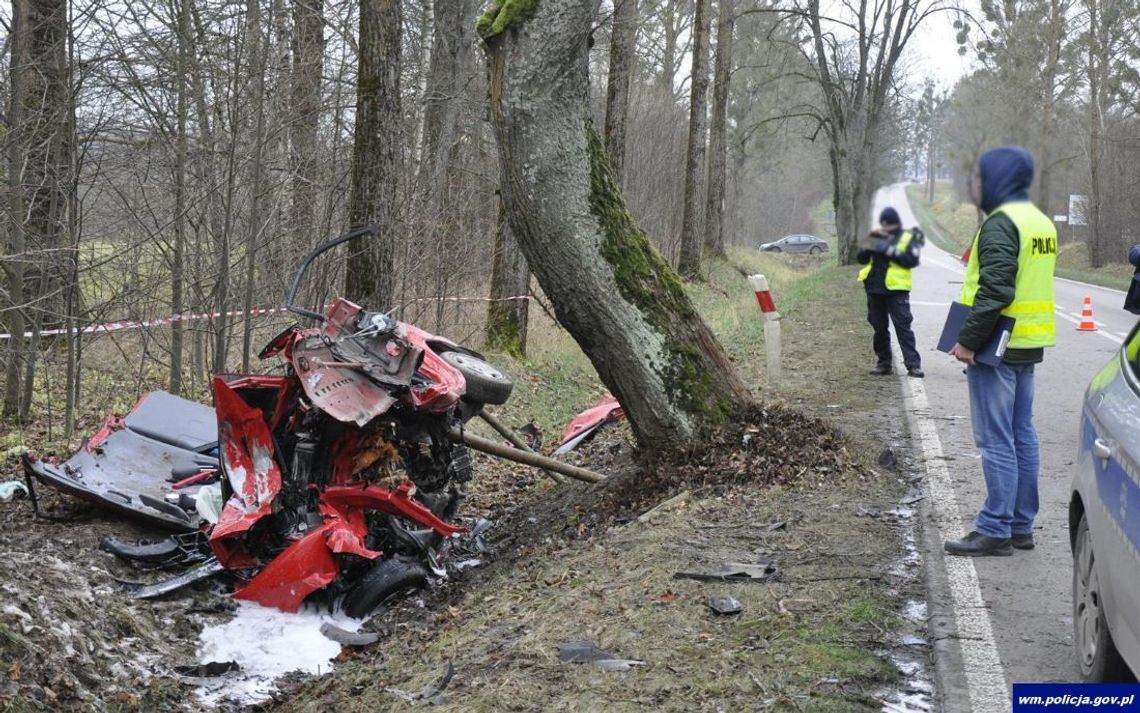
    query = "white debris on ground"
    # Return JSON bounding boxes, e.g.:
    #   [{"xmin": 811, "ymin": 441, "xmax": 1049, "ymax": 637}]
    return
[
  {"xmin": 878, "ymin": 488, "xmax": 935, "ymax": 713},
  {"xmin": 194, "ymin": 600, "xmax": 365, "ymax": 707}
]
